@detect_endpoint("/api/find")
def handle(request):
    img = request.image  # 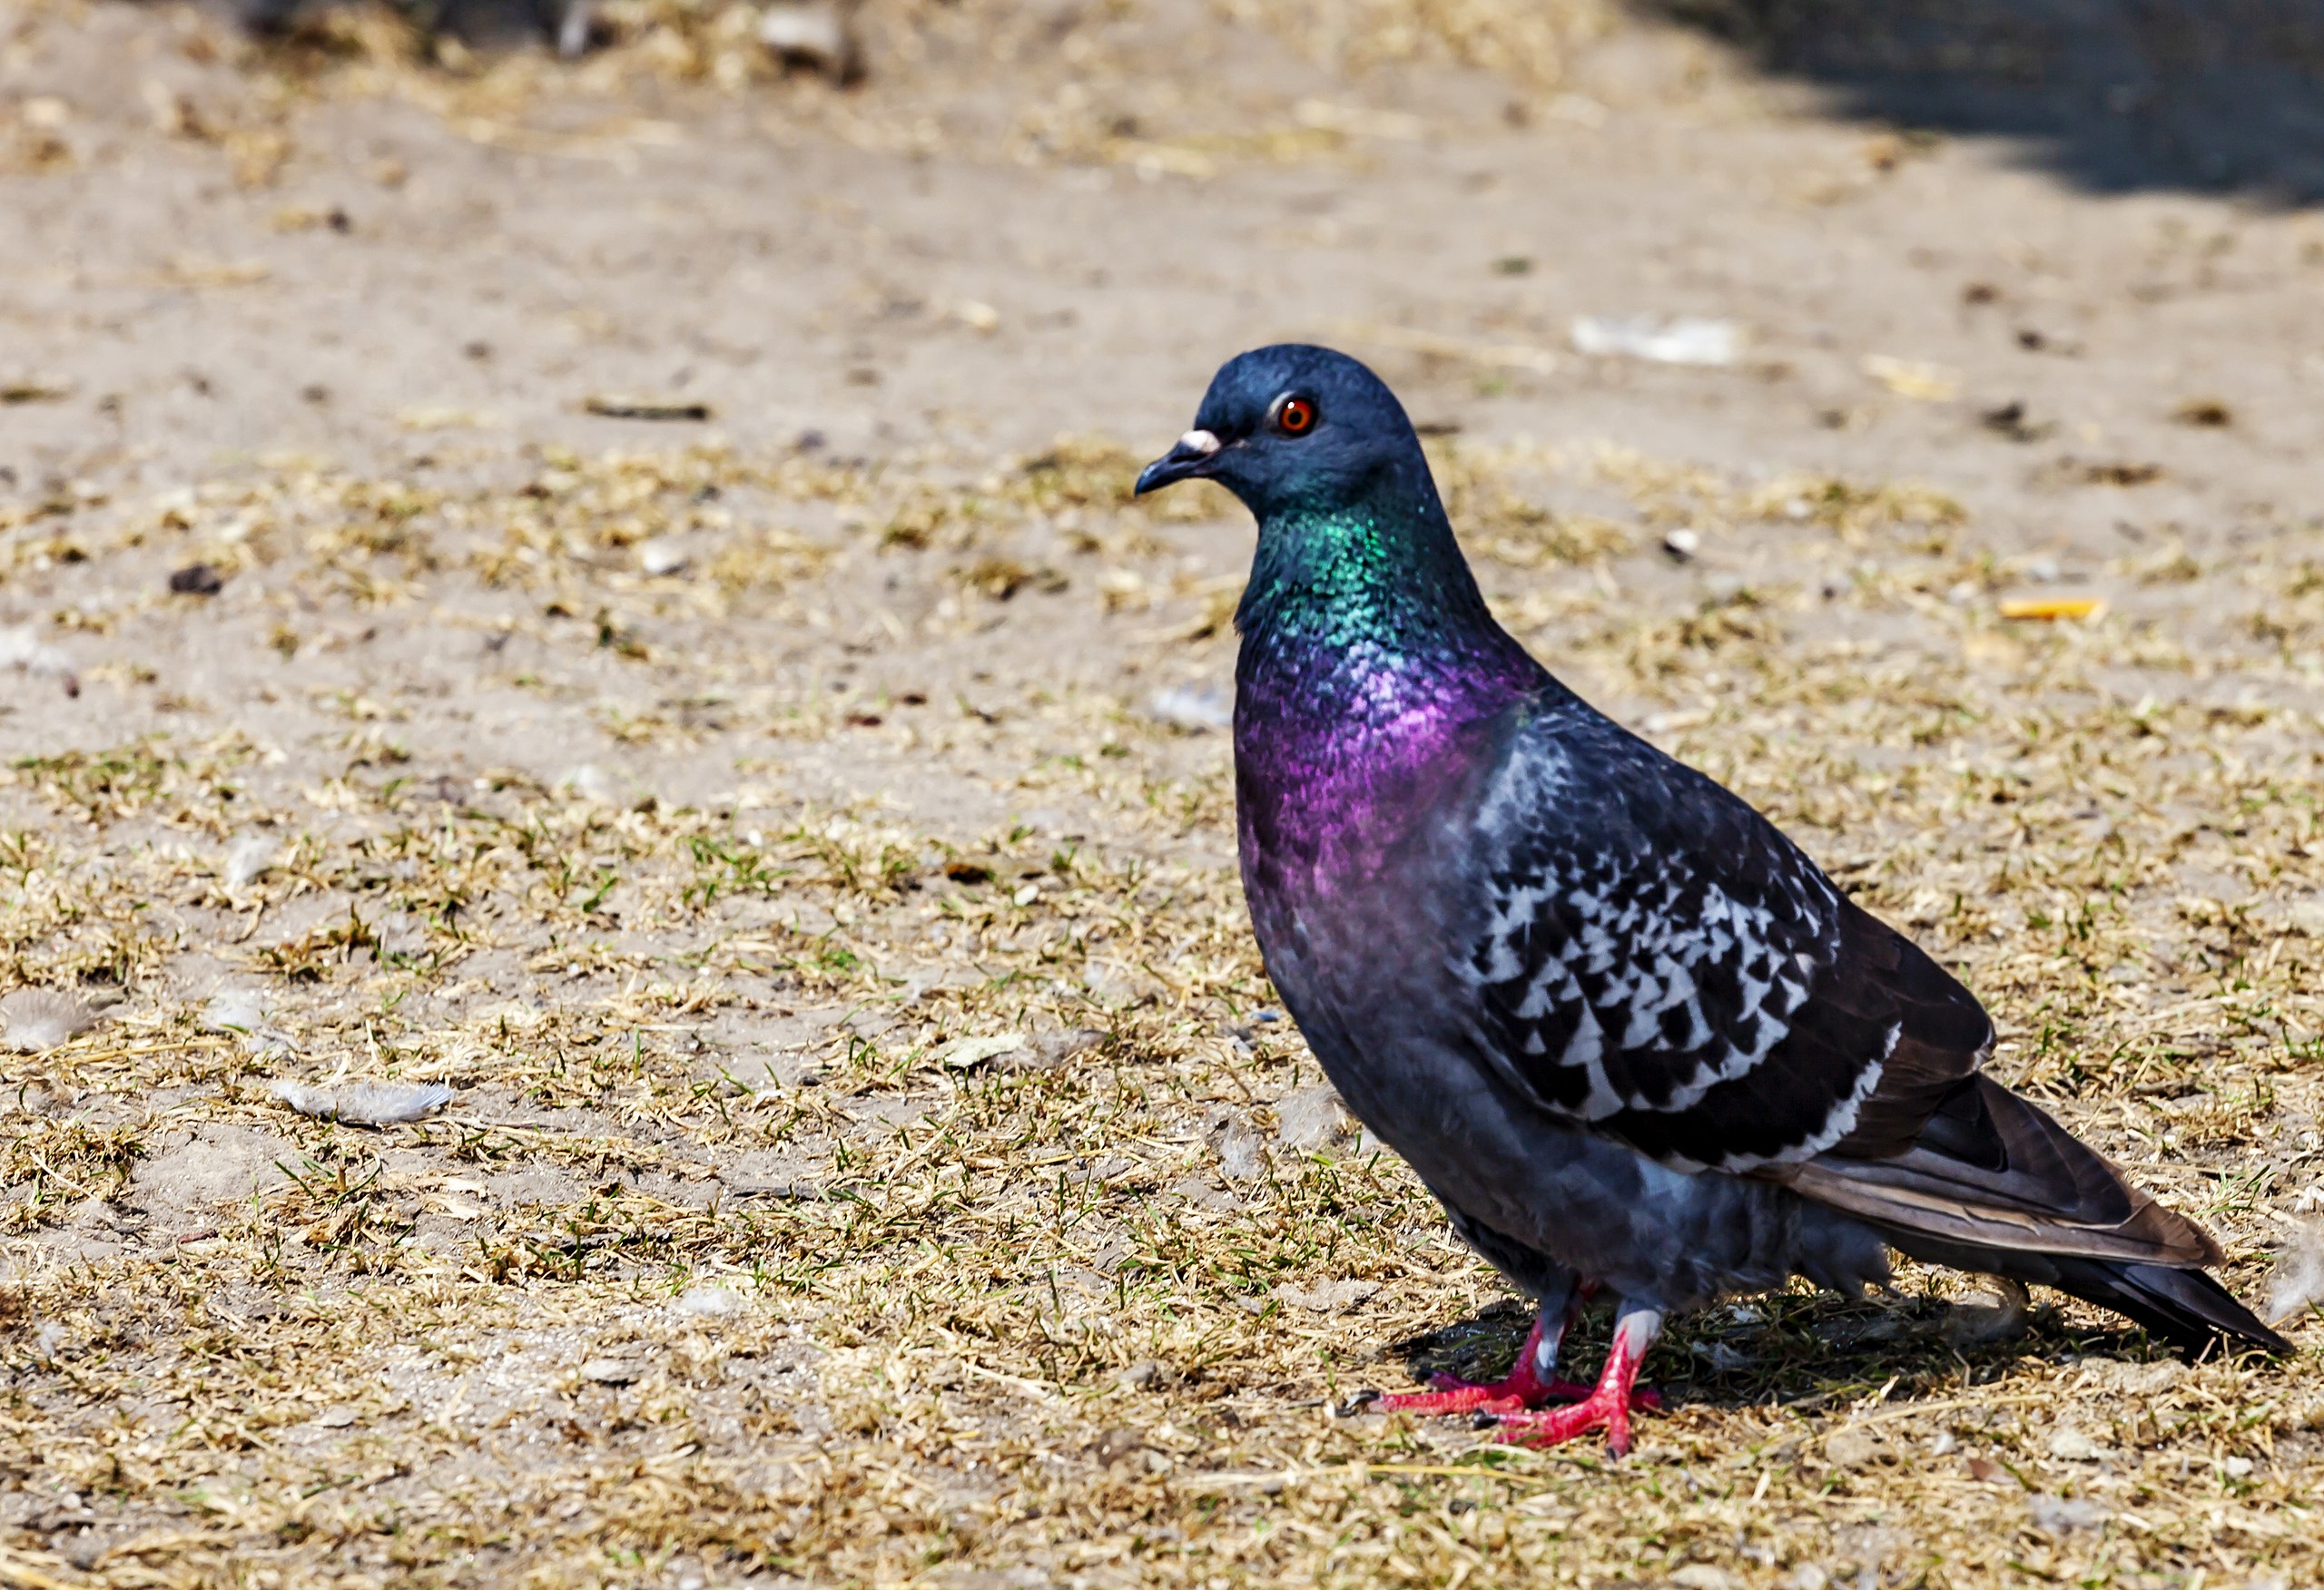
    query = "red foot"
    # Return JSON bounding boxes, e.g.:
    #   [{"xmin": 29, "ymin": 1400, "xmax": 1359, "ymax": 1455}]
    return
[
  {"xmin": 1486, "ymin": 1319, "xmax": 1653, "ymax": 1457},
  {"xmin": 1374, "ymin": 1374, "xmax": 1660, "ymax": 1418},
  {"xmin": 1488, "ymin": 1380, "xmax": 1639, "ymax": 1454},
  {"xmin": 1364, "ymin": 1310, "xmax": 1669, "ymax": 1420},
  {"xmin": 1369, "ymin": 1316, "xmax": 1566, "ymax": 1417}
]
